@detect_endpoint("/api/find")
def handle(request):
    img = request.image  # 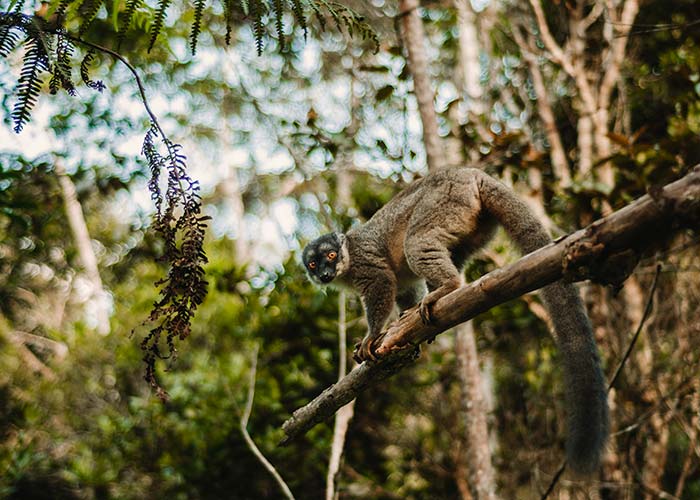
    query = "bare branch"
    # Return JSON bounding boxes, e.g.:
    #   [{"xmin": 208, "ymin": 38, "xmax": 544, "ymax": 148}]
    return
[
  {"xmin": 326, "ymin": 291, "xmax": 356, "ymax": 500},
  {"xmin": 598, "ymin": 0, "xmax": 639, "ymax": 111},
  {"xmin": 281, "ymin": 167, "xmax": 700, "ymax": 444},
  {"xmin": 241, "ymin": 344, "xmax": 295, "ymax": 500},
  {"xmin": 511, "ymin": 25, "xmax": 571, "ymax": 185}
]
